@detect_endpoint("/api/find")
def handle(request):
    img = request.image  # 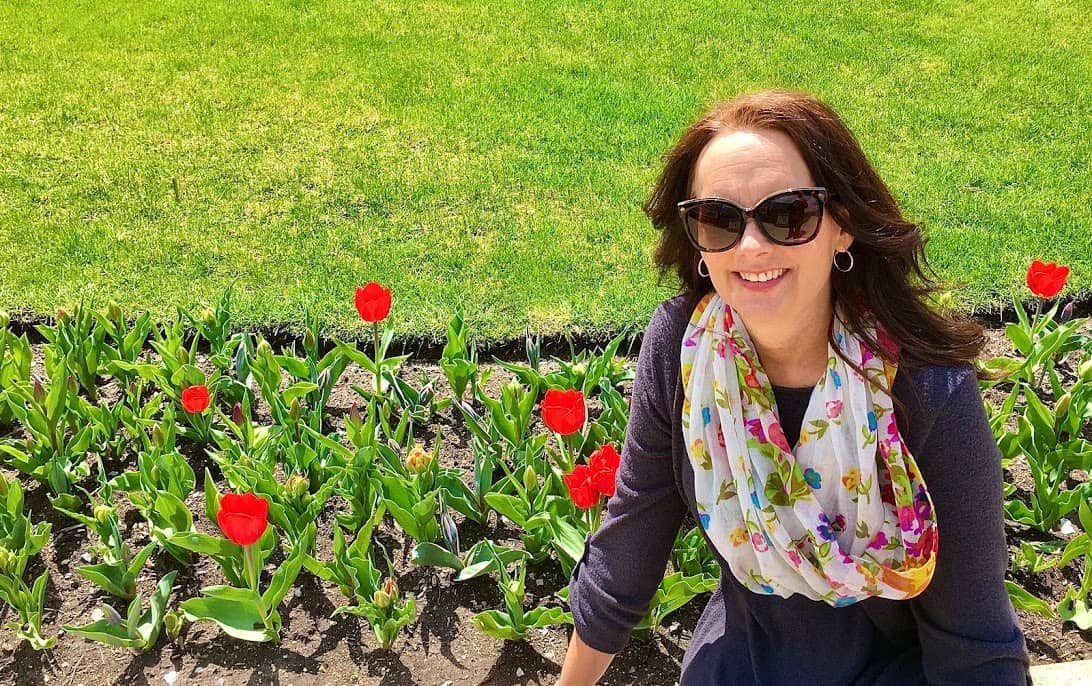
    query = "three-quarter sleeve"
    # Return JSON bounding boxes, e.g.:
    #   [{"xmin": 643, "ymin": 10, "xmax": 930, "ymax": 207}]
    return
[
  {"xmin": 910, "ymin": 369, "xmax": 1032, "ymax": 685},
  {"xmin": 568, "ymin": 303, "xmax": 688, "ymax": 654}
]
